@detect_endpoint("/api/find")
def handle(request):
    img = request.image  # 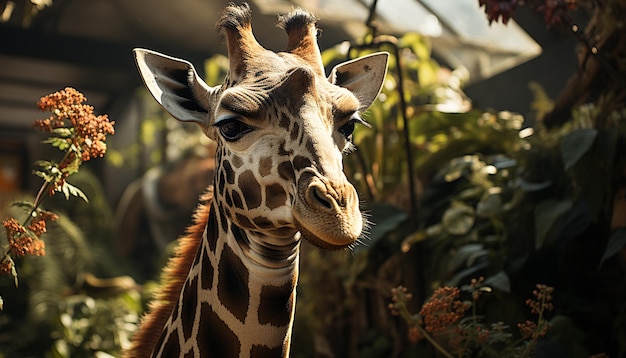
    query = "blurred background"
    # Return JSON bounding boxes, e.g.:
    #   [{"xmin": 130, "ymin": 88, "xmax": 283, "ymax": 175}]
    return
[{"xmin": 0, "ymin": 0, "xmax": 624, "ymax": 357}]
